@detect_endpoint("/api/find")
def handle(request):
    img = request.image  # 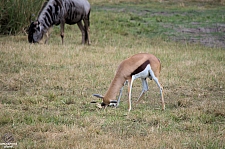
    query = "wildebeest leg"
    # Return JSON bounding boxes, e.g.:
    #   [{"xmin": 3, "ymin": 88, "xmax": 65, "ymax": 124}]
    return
[
  {"xmin": 44, "ymin": 27, "xmax": 52, "ymax": 44},
  {"xmin": 83, "ymin": 18, "xmax": 90, "ymax": 45},
  {"xmin": 60, "ymin": 22, "xmax": 65, "ymax": 44},
  {"xmin": 77, "ymin": 22, "xmax": 85, "ymax": 45}
]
